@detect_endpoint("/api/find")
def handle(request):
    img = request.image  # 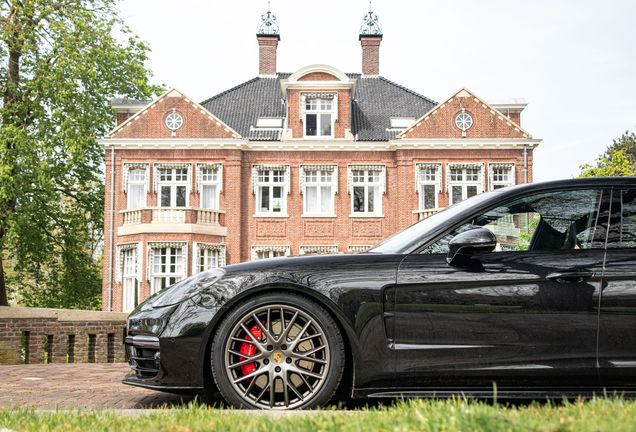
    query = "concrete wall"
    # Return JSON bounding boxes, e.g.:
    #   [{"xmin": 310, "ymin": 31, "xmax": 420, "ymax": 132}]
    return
[{"xmin": 0, "ymin": 306, "xmax": 128, "ymax": 365}]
